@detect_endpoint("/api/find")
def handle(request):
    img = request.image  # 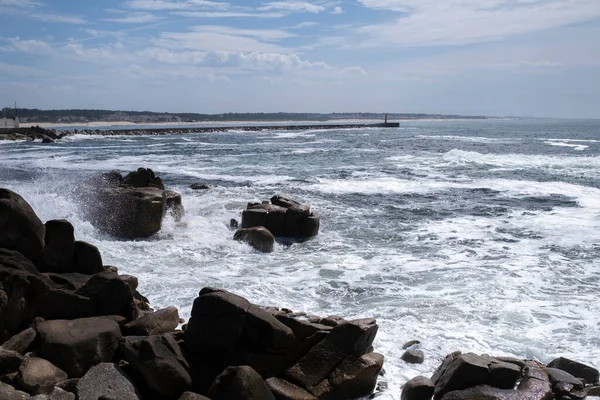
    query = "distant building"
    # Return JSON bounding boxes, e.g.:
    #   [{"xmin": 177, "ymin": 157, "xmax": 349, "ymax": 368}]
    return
[{"xmin": 1, "ymin": 104, "xmax": 19, "ymax": 129}]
